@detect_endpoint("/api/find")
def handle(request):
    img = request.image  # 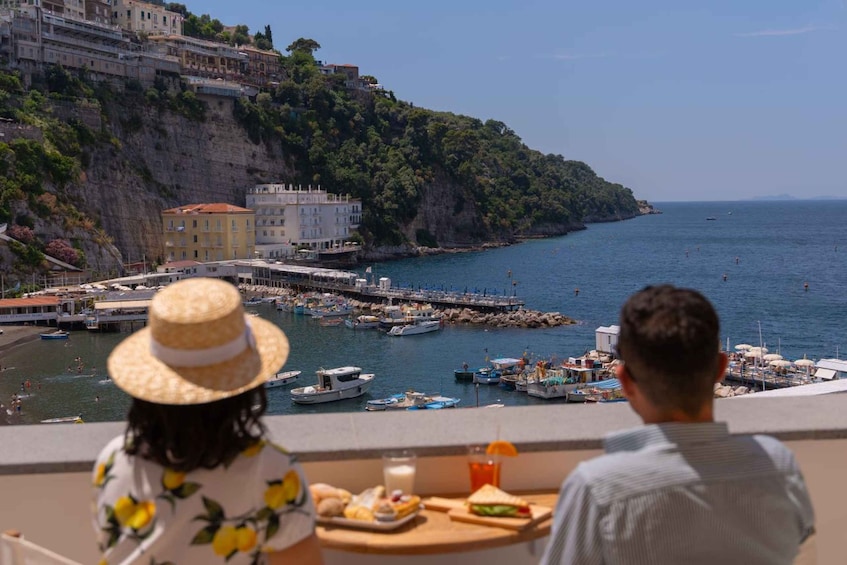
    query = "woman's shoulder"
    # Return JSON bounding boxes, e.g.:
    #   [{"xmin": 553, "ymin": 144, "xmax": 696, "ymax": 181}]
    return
[{"xmin": 95, "ymin": 434, "xmax": 127, "ymax": 464}]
